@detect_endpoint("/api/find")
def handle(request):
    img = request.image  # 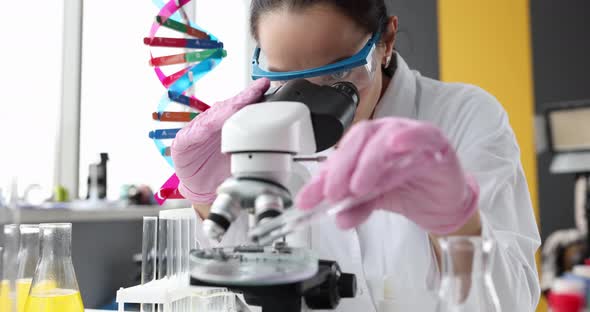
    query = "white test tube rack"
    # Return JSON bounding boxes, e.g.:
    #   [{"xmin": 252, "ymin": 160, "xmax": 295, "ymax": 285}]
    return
[
  {"xmin": 115, "ymin": 279, "xmax": 238, "ymax": 312},
  {"xmin": 115, "ymin": 208, "xmax": 245, "ymax": 312}
]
